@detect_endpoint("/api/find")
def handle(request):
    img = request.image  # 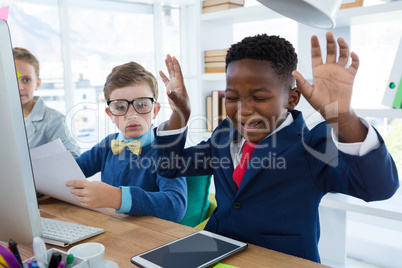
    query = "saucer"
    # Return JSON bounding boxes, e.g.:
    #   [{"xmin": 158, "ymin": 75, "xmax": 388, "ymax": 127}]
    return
[{"xmin": 104, "ymin": 260, "xmax": 119, "ymax": 268}]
